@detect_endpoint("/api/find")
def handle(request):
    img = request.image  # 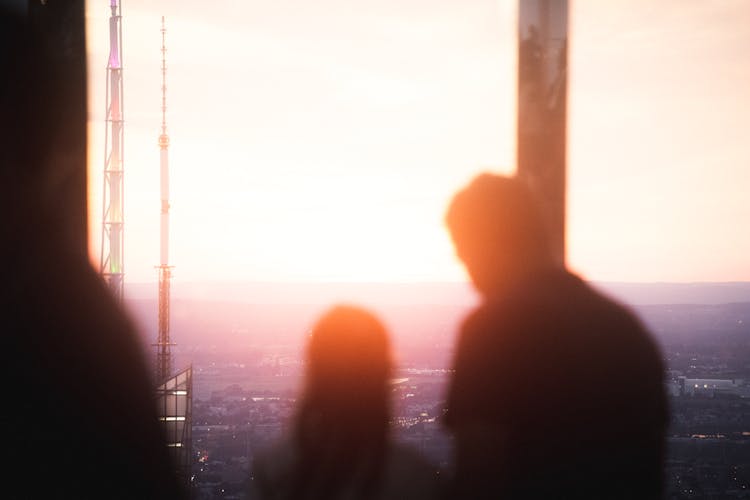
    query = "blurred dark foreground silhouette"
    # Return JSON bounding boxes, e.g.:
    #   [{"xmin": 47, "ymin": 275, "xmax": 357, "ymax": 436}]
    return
[
  {"xmin": 443, "ymin": 173, "xmax": 669, "ymax": 499},
  {"xmin": 2, "ymin": 6, "xmax": 184, "ymax": 499},
  {"xmin": 252, "ymin": 305, "xmax": 441, "ymax": 500}
]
